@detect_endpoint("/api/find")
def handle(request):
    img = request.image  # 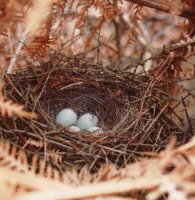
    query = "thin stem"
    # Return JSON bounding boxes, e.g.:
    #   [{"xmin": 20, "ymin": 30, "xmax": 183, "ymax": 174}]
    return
[{"xmin": 7, "ymin": 35, "xmax": 26, "ymax": 74}]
